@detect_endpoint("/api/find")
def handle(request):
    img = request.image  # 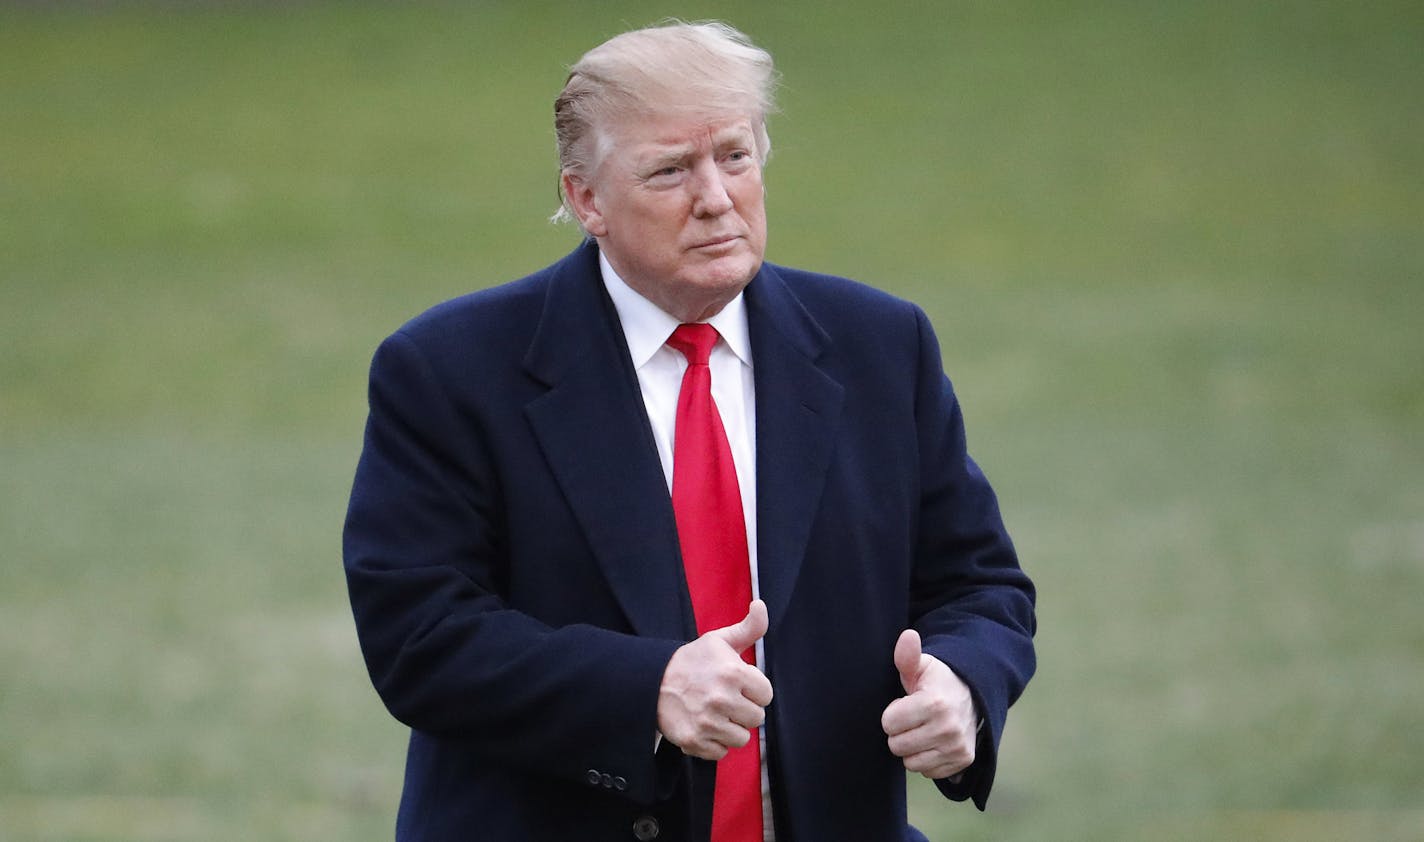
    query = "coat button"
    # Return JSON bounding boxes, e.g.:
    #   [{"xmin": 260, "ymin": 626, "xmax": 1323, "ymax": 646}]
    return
[
  {"xmin": 586, "ymin": 769, "xmax": 602, "ymax": 787},
  {"xmin": 632, "ymin": 815, "xmax": 660, "ymax": 840},
  {"xmin": 613, "ymin": 775, "xmax": 628, "ymax": 792},
  {"xmin": 601, "ymin": 772, "xmax": 614, "ymax": 789}
]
